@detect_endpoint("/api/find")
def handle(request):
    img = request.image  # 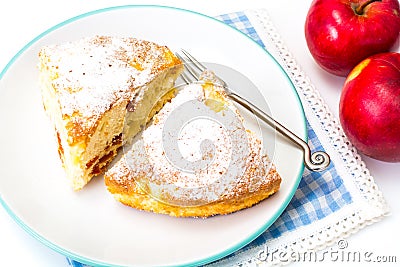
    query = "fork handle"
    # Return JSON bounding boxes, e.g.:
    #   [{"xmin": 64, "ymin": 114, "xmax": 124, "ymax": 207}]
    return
[{"xmin": 228, "ymin": 92, "xmax": 330, "ymax": 172}]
